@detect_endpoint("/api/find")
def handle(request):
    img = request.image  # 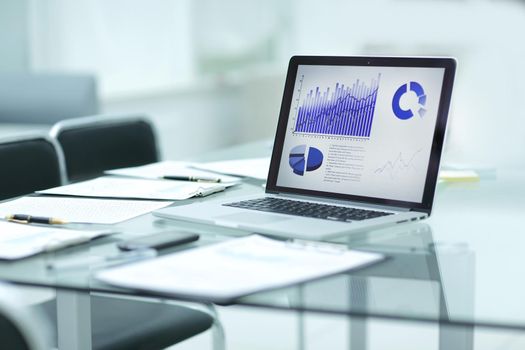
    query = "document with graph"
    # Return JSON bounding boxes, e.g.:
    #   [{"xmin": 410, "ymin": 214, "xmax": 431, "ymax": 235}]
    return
[{"xmin": 96, "ymin": 235, "xmax": 384, "ymax": 302}]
